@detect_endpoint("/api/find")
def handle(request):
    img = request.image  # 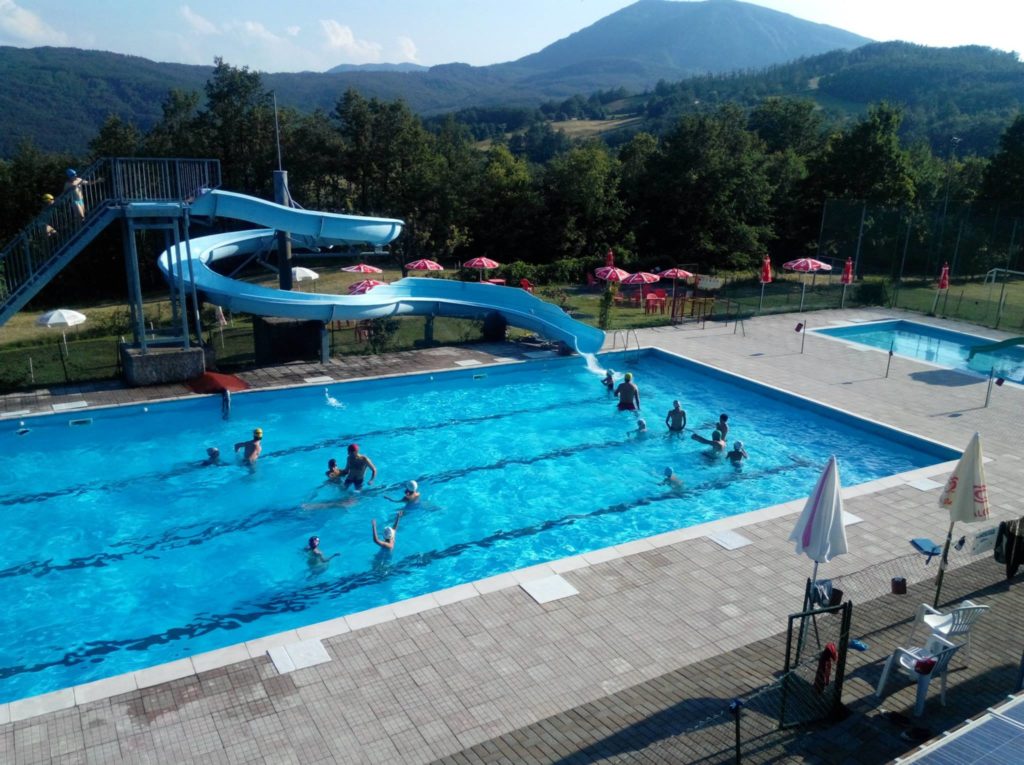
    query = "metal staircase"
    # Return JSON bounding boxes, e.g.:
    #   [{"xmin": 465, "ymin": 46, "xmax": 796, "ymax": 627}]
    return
[{"xmin": 0, "ymin": 157, "xmax": 220, "ymax": 326}]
